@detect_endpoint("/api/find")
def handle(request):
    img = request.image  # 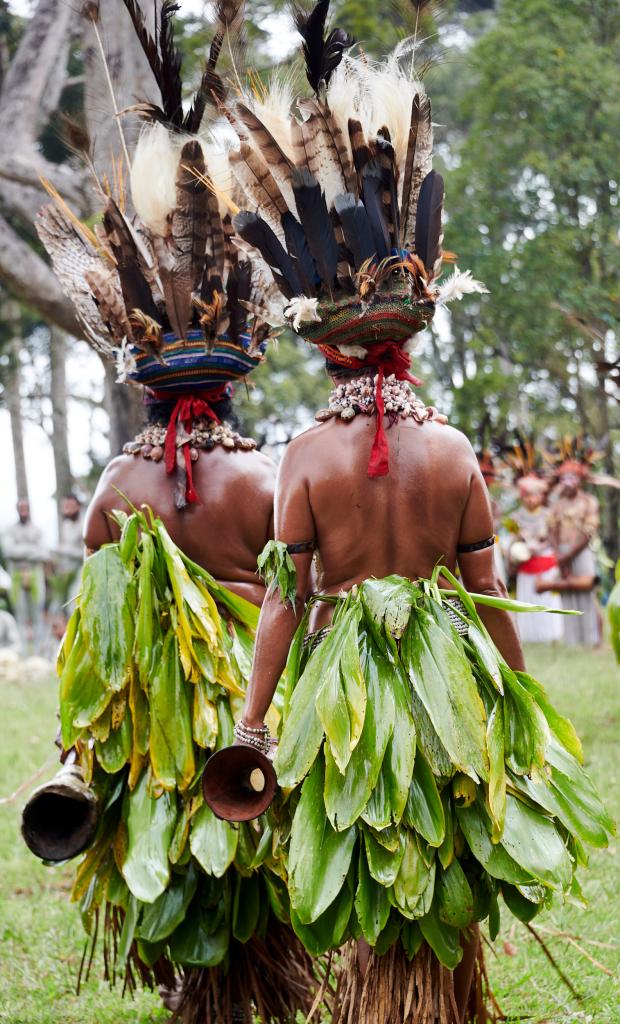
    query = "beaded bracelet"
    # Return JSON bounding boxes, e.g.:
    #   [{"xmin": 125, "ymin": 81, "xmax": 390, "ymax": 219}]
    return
[{"xmin": 234, "ymin": 720, "xmax": 272, "ymax": 754}]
